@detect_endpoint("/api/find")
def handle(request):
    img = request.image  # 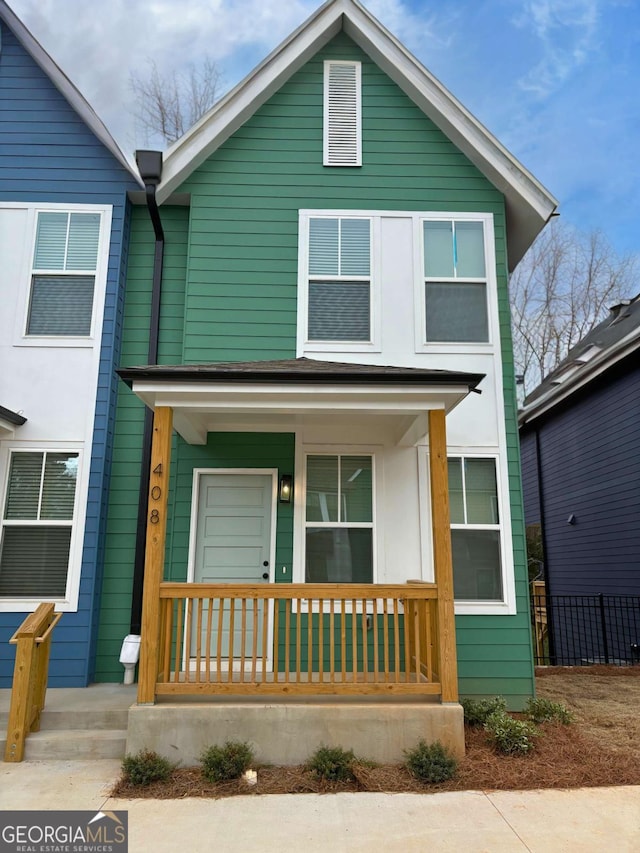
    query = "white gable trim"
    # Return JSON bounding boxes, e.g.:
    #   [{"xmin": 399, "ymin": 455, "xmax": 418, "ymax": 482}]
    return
[
  {"xmin": 158, "ymin": 0, "xmax": 556, "ymax": 269},
  {"xmin": 0, "ymin": 1, "xmax": 141, "ymax": 183}
]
